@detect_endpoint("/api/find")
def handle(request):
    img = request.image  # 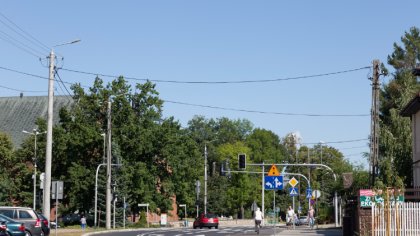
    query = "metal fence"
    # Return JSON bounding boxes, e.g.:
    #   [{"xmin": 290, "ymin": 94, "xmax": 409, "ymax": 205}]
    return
[{"xmin": 372, "ymin": 202, "xmax": 420, "ymax": 236}]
